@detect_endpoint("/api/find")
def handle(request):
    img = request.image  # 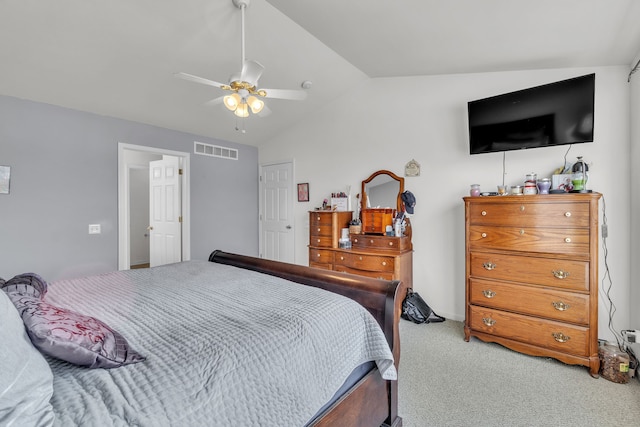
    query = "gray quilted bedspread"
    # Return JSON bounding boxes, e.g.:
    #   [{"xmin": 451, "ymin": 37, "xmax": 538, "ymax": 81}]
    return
[{"xmin": 44, "ymin": 260, "xmax": 396, "ymax": 426}]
